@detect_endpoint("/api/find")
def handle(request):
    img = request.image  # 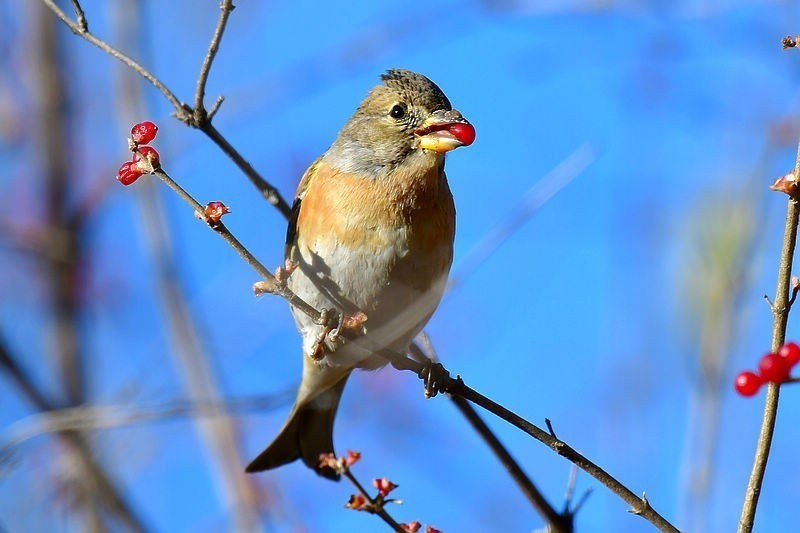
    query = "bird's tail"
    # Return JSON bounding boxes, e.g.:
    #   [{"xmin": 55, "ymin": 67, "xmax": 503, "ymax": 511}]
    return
[{"xmin": 245, "ymin": 374, "xmax": 349, "ymax": 480}]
